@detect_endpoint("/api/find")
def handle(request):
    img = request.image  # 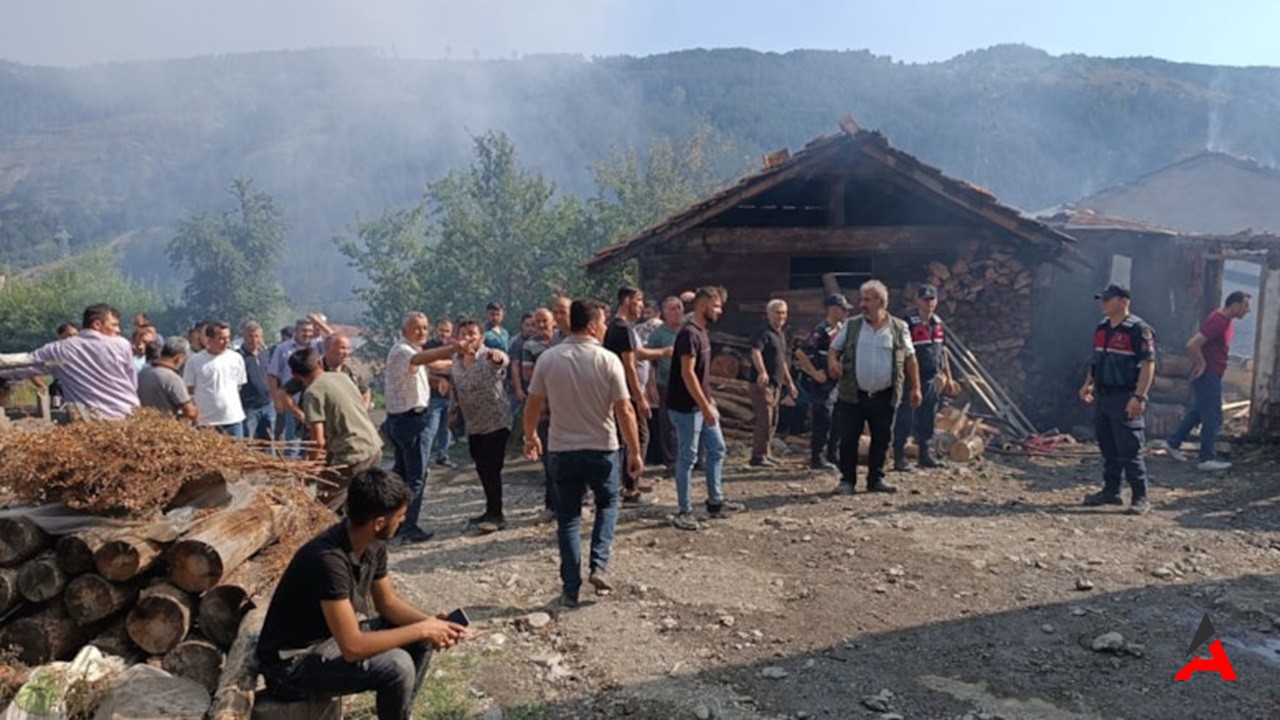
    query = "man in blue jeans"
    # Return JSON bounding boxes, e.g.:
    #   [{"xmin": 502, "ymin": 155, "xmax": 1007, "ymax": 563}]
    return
[
  {"xmin": 666, "ymin": 287, "xmax": 746, "ymax": 531},
  {"xmin": 257, "ymin": 468, "xmax": 467, "ymax": 720},
  {"xmin": 523, "ymin": 299, "xmax": 643, "ymax": 608},
  {"xmin": 1154, "ymin": 291, "xmax": 1251, "ymax": 472}
]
